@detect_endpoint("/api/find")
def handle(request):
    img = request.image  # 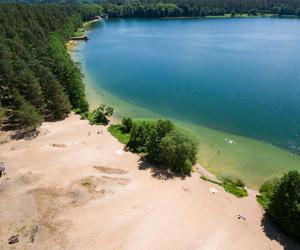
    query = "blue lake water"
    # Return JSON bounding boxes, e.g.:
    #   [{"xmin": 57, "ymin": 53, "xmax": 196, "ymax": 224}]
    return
[{"xmin": 73, "ymin": 17, "xmax": 300, "ymax": 187}]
